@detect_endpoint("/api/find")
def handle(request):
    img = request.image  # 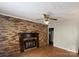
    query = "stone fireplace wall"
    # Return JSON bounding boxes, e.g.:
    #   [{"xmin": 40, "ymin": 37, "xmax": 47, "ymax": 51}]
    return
[{"xmin": 0, "ymin": 14, "xmax": 48, "ymax": 56}]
